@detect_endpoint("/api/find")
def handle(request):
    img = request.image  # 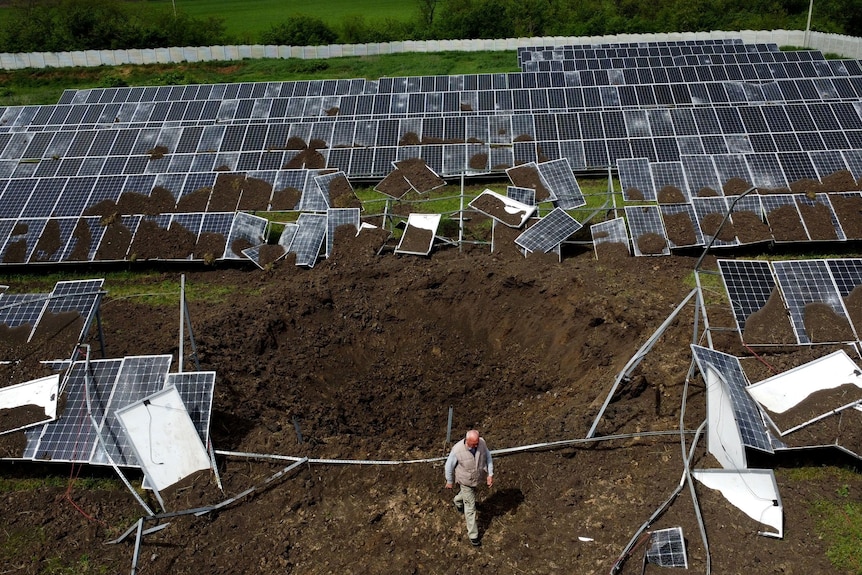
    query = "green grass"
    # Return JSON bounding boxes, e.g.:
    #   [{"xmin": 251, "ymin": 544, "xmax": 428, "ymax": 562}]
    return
[
  {"xmin": 779, "ymin": 467, "xmax": 862, "ymax": 574},
  {"xmin": 0, "ymin": 475, "xmax": 120, "ymax": 493},
  {"xmin": 0, "ymin": 51, "xmax": 519, "ymax": 106},
  {"xmin": 150, "ymin": 0, "xmax": 415, "ymax": 39}
]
